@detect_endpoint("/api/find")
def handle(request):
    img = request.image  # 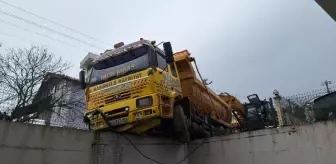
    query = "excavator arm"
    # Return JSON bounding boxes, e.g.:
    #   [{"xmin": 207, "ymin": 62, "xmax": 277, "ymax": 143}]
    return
[{"xmin": 218, "ymin": 93, "xmax": 246, "ymax": 126}]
